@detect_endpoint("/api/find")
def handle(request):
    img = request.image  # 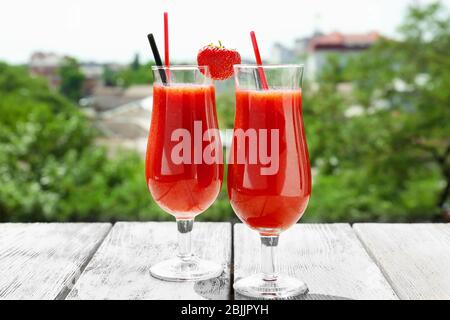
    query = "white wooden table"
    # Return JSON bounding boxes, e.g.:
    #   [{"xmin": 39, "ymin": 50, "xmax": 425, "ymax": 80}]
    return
[{"xmin": 0, "ymin": 222, "xmax": 449, "ymax": 300}]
